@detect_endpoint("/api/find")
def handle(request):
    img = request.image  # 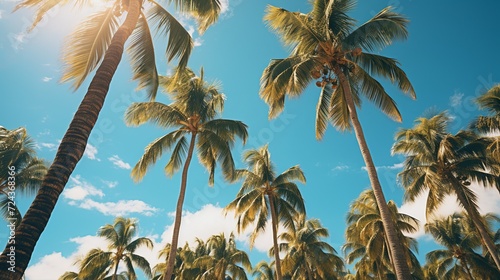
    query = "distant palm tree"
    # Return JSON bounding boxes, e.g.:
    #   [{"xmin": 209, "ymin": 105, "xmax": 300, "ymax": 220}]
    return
[
  {"xmin": 0, "ymin": 127, "xmax": 47, "ymax": 227},
  {"xmin": 471, "ymin": 84, "xmax": 500, "ymax": 161},
  {"xmin": 343, "ymin": 189, "xmax": 423, "ymax": 280},
  {"xmin": 278, "ymin": 215, "xmax": 344, "ymax": 279},
  {"xmin": 65, "ymin": 217, "xmax": 153, "ymax": 280},
  {"xmin": 193, "ymin": 233, "xmax": 251, "ymax": 279},
  {"xmin": 260, "ymin": 1, "xmax": 415, "ymax": 278},
  {"xmin": 252, "ymin": 261, "xmax": 276, "ymax": 280},
  {"xmin": 126, "ymin": 67, "xmax": 248, "ymax": 280},
  {"xmin": 392, "ymin": 112, "xmax": 500, "ymax": 270},
  {"xmin": 424, "ymin": 213, "xmax": 500, "ymax": 280},
  {"xmin": 0, "ymin": 1, "xmax": 222, "ymax": 276},
  {"xmin": 225, "ymin": 145, "xmax": 306, "ymax": 280}
]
